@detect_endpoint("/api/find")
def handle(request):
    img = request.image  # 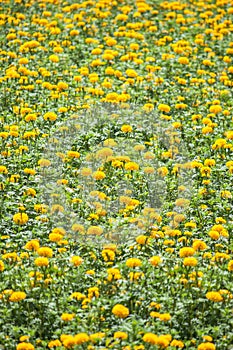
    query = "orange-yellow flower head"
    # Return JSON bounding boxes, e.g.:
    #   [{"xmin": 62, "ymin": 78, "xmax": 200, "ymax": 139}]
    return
[{"xmin": 112, "ymin": 304, "xmax": 129, "ymax": 318}]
